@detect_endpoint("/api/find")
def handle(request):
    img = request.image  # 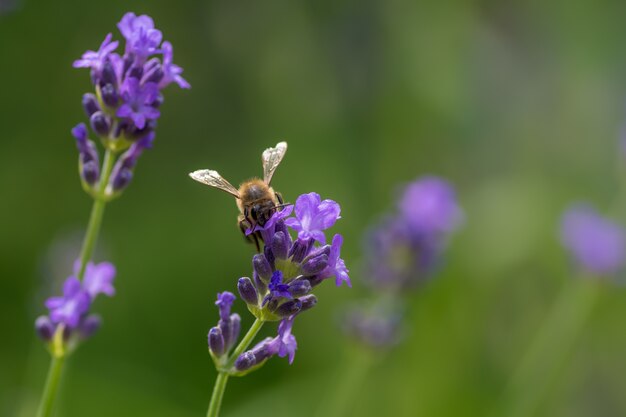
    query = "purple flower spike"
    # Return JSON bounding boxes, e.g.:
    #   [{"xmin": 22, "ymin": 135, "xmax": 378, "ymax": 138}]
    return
[
  {"xmin": 398, "ymin": 176, "xmax": 462, "ymax": 237},
  {"xmin": 117, "ymin": 78, "xmax": 160, "ymax": 129},
  {"xmin": 215, "ymin": 292, "xmax": 236, "ymax": 321},
  {"xmin": 45, "ymin": 277, "xmax": 91, "ymax": 328},
  {"xmin": 83, "ymin": 261, "xmax": 116, "ymax": 298},
  {"xmin": 285, "ymin": 193, "xmax": 340, "ymax": 244},
  {"xmin": 561, "ymin": 205, "xmax": 626, "ymax": 275},
  {"xmin": 73, "ymin": 33, "xmax": 119, "ymax": 73},
  {"xmin": 160, "ymin": 41, "xmax": 190, "ymax": 89}
]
